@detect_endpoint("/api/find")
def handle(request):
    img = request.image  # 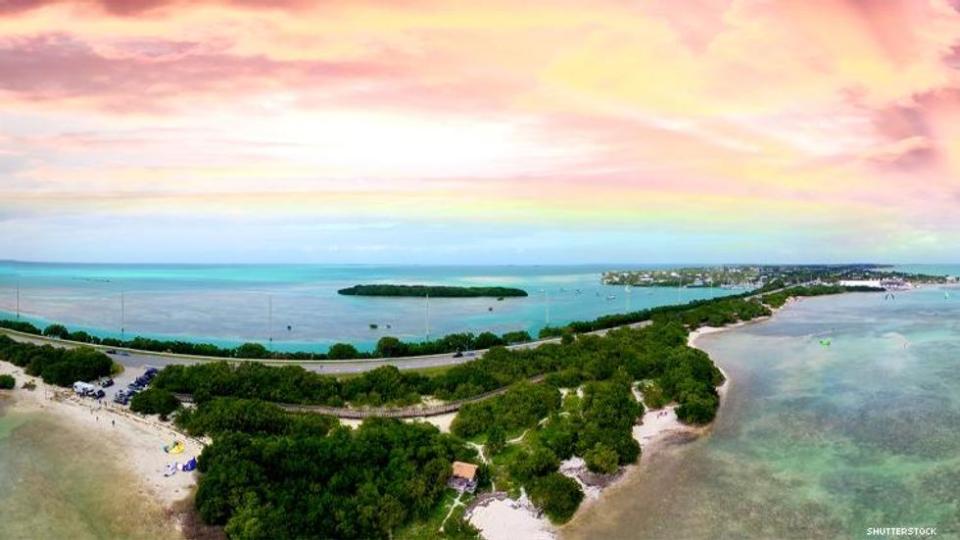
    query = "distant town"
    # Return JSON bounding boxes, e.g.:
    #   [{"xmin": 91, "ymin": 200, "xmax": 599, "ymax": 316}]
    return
[{"xmin": 602, "ymin": 264, "xmax": 954, "ymax": 289}]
